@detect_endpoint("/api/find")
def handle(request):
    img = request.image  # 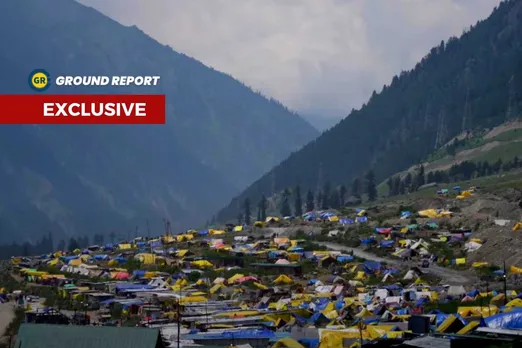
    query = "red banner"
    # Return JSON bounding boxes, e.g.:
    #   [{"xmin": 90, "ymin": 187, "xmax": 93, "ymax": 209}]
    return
[{"xmin": 0, "ymin": 94, "xmax": 166, "ymax": 124}]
